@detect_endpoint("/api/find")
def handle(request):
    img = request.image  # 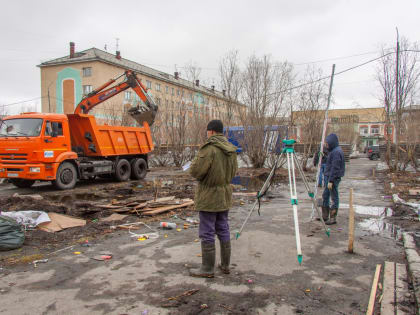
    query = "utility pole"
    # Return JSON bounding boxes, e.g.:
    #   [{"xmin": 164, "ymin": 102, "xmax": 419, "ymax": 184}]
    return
[
  {"xmin": 48, "ymin": 88, "xmax": 51, "ymax": 113},
  {"xmin": 395, "ymin": 27, "xmax": 400, "ymax": 169}
]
